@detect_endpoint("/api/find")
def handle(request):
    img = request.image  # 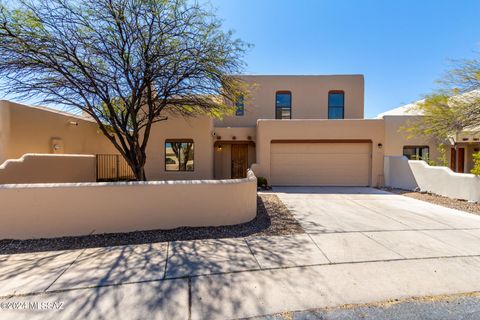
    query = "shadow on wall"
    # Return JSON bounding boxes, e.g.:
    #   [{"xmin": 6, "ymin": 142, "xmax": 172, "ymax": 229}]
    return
[{"xmin": 0, "ymin": 195, "xmax": 304, "ymax": 254}]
